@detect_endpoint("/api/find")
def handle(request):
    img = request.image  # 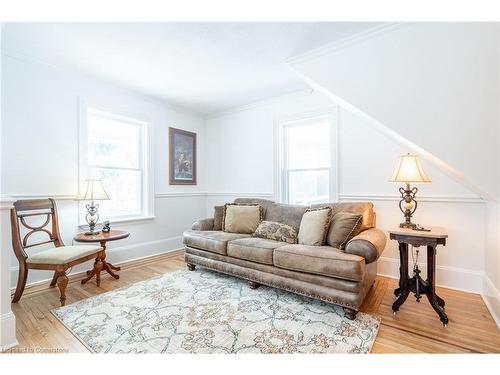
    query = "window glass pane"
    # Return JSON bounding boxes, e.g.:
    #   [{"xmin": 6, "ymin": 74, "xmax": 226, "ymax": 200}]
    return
[
  {"xmin": 288, "ymin": 170, "xmax": 329, "ymax": 205},
  {"xmin": 88, "ymin": 111, "xmax": 141, "ymax": 169},
  {"xmin": 287, "ymin": 121, "xmax": 330, "ymax": 169},
  {"xmin": 87, "ymin": 167, "xmax": 142, "ymax": 219}
]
